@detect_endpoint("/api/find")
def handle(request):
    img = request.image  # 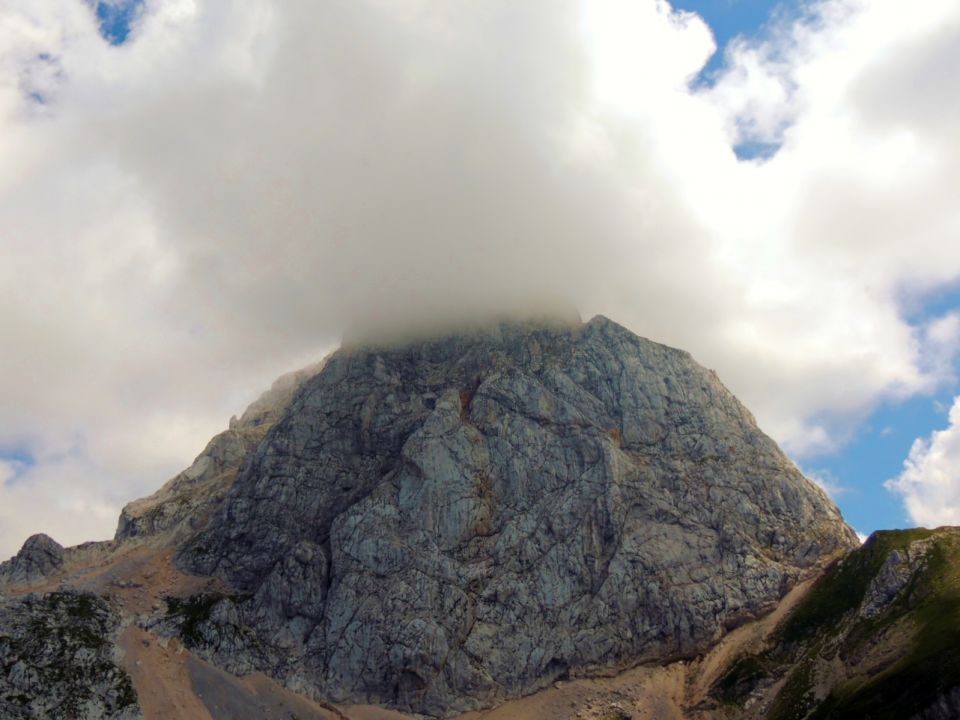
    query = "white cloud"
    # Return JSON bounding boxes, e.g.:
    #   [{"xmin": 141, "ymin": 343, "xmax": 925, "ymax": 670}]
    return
[
  {"xmin": 887, "ymin": 396, "xmax": 960, "ymax": 527},
  {"xmin": 0, "ymin": 449, "xmax": 120, "ymax": 560},
  {"xmin": 921, "ymin": 312, "xmax": 960, "ymax": 382},
  {"xmin": 1, "ymin": 0, "xmax": 960, "ymax": 556},
  {"xmin": 802, "ymin": 467, "xmax": 847, "ymax": 498},
  {"xmin": 0, "ymin": 460, "xmax": 24, "ymax": 486}
]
